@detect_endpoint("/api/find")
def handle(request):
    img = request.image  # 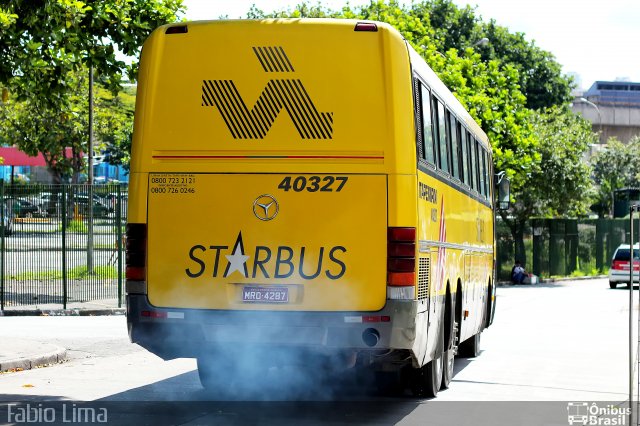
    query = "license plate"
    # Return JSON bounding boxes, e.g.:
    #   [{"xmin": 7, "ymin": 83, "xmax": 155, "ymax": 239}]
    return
[{"xmin": 242, "ymin": 286, "xmax": 289, "ymax": 303}]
